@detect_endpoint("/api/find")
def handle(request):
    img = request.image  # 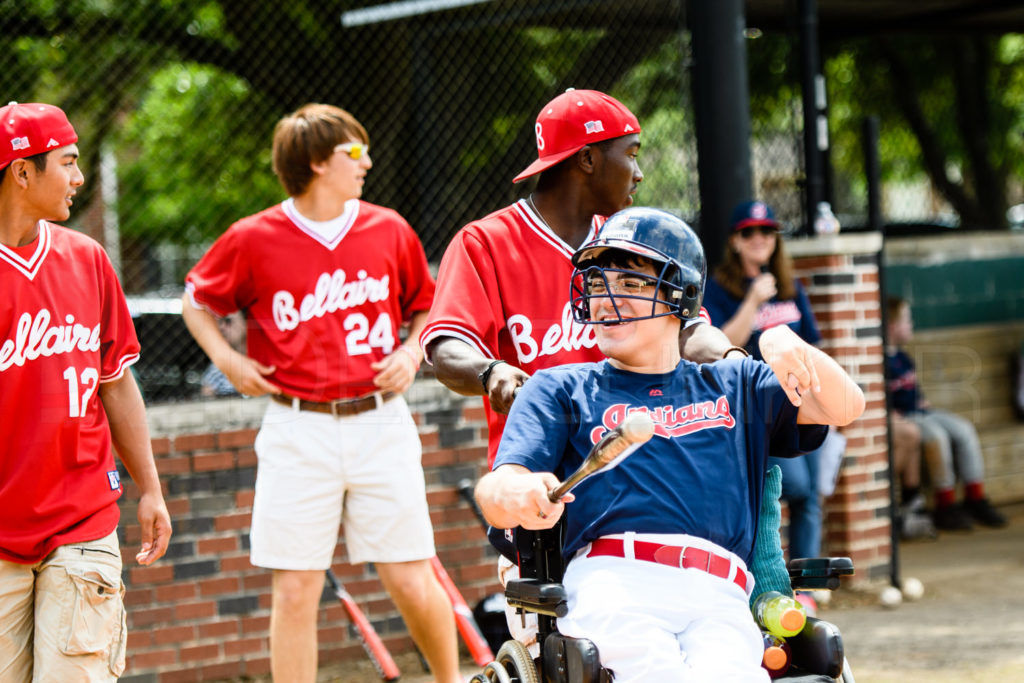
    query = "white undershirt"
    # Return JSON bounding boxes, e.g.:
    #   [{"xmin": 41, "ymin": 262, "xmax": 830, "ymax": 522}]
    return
[{"xmin": 282, "ymin": 197, "xmax": 358, "ymax": 248}]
